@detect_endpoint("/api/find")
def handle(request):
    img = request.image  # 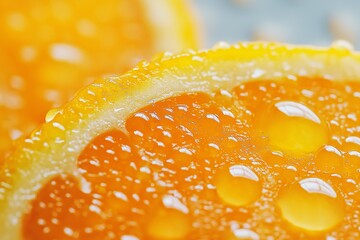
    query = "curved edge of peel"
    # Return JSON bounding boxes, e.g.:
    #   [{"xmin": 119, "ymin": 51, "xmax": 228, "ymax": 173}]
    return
[
  {"xmin": 1, "ymin": 42, "xmax": 360, "ymax": 240},
  {"xmin": 140, "ymin": 0, "xmax": 200, "ymax": 51}
]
